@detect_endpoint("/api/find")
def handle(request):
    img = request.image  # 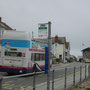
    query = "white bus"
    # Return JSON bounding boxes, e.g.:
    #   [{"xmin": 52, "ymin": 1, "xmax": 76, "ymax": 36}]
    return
[{"xmin": 0, "ymin": 31, "xmax": 48, "ymax": 74}]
